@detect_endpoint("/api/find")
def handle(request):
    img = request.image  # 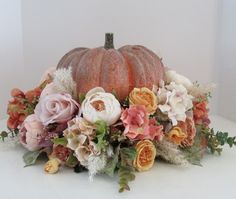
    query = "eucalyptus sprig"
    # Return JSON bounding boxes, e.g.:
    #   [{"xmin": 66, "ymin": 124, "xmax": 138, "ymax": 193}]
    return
[
  {"xmin": 200, "ymin": 126, "xmax": 236, "ymax": 155},
  {"xmin": 117, "ymin": 147, "xmax": 136, "ymax": 193},
  {"xmin": 0, "ymin": 128, "xmax": 19, "ymax": 141}
]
